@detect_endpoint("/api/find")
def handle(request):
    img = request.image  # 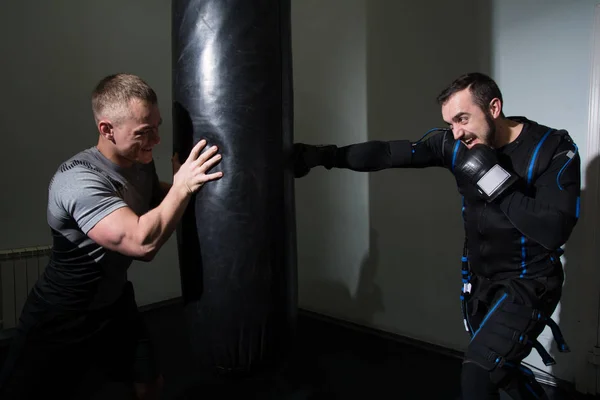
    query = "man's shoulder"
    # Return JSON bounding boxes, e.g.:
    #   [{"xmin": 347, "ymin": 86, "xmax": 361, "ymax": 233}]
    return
[
  {"xmin": 511, "ymin": 116, "xmax": 575, "ymax": 154},
  {"xmin": 511, "ymin": 116, "xmax": 569, "ymax": 138},
  {"xmin": 50, "ymin": 147, "xmax": 122, "ymax": 192},
  {"xmin": 512, "ymin": 117, "xmax": 579, "ymax": 182},
  {"xmin": 55, "ymin": 147, "xmax": 103, "ymax": 176}
]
